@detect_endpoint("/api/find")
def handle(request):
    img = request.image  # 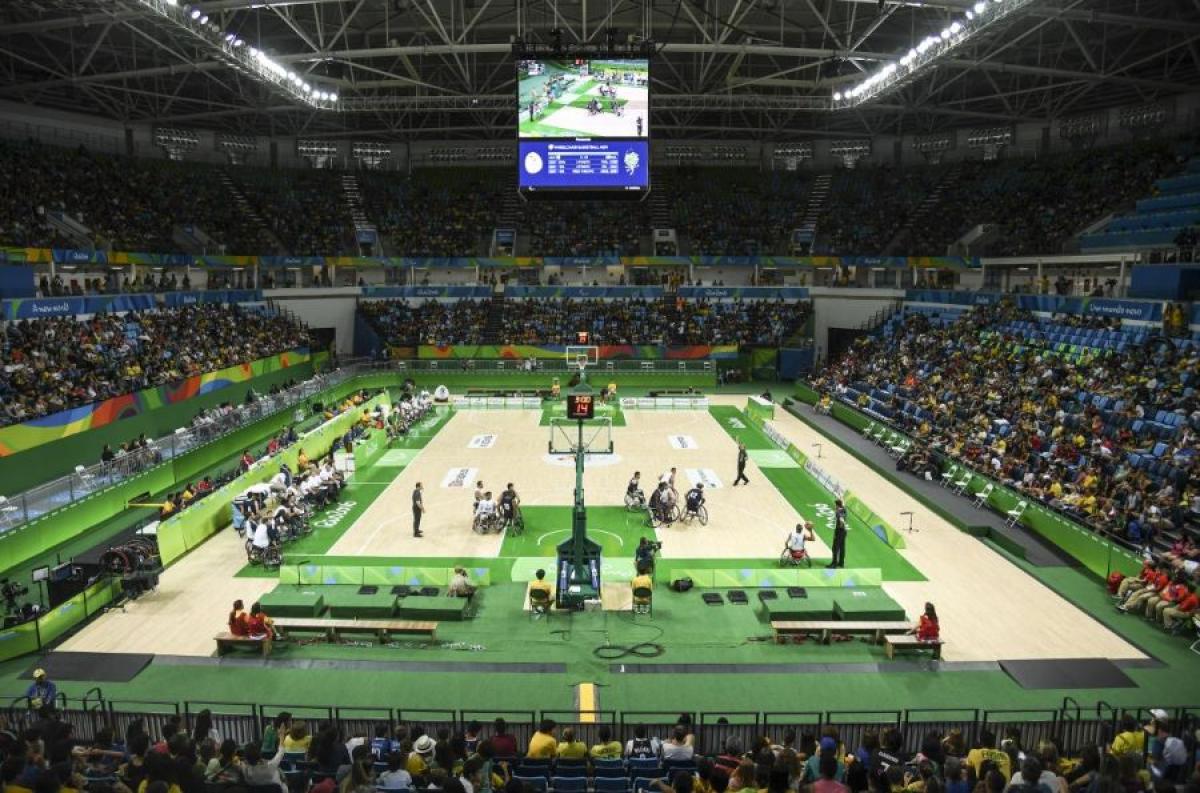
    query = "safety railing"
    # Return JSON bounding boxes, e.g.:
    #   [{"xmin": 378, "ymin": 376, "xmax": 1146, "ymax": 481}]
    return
[
  {"xmin": 0, "ymin": 368, "xmax": 354, "ymax": 535},
  {"xmin": 359, "ymin": 358, "xmax": 715, "ymax": 374},
  {"xmin": 4, "ymin": 699, "xmax": 1195, "ymax": 759}
]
